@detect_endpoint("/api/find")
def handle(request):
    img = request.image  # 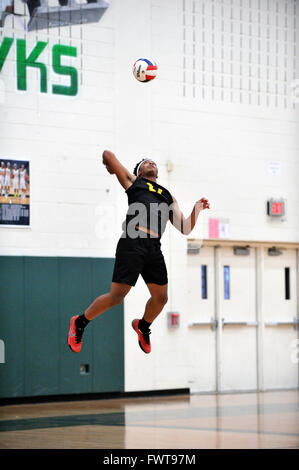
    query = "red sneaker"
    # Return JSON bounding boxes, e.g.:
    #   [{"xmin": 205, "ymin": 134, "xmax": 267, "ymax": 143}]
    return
[
  {"xmin": 132, "ymin": 319, "xmax": 151, "ymax": 354},
  {"xmin": 68, "ymin": 315, "xmax": 84, "ymax": 353}
]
